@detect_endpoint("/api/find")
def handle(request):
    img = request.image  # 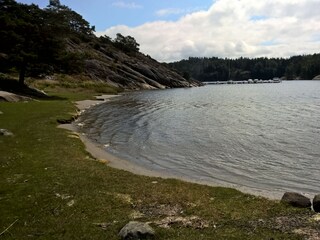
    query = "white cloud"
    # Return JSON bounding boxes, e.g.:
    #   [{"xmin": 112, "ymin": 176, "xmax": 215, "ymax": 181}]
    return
[
  {"xmin": 112, "ymin": 1, "xmax": 142, "ymax": 9},
  {"xmin": 156, "ymin": 8, "xmax": 185, "ymax": 17},
  {"xmin": 155, "ymin": 7, "xmax": 205, "ymax": 17},
  {"xmin": 99, "ymin": 0, "xmax": 320, "ymax": 62}
]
